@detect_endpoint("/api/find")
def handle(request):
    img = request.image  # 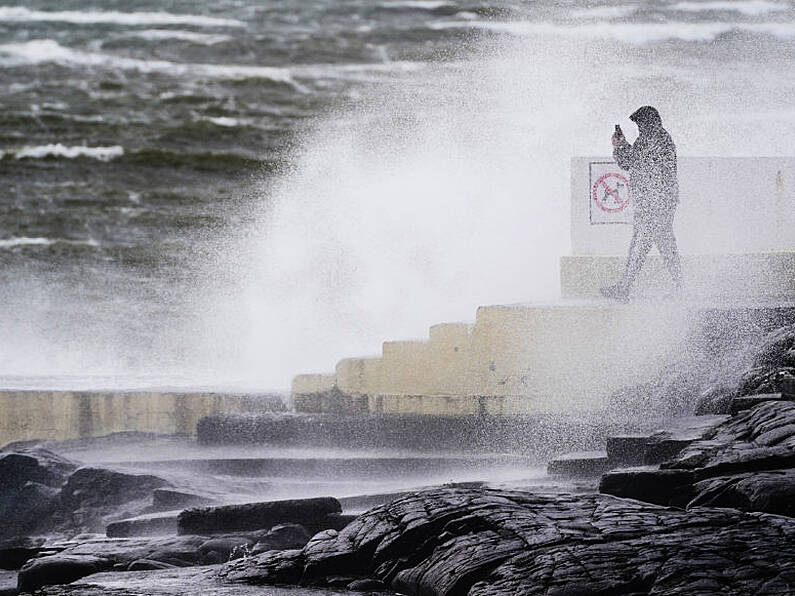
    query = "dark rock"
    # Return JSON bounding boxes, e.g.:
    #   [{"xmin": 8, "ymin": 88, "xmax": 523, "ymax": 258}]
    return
[
  {"xmin": 34, "ymin": 565, "xmax": 221, "ymax": 595},
  {"xmin": 664, "ymin": 401, "xmax": 795, "ymax": 478},
  {"xmin": 730, "ymin": 392, "xmax": 785, "ymax": 415},
  {"xmin": 604, "ymin": 435, "xmax": 648, "ymax": 465},
  {"xmin": 2, "ymin": 482, "xmax": 60, "ymax": 540},
  {"xmin": 47, "ymin": 535, "xmax": 205, "ymax": 569},
  {"xmin": 0, "ymin": 537, "xmax": 46, "ymax": 570},
  {"xmin": 106, "ymin": 512, "xmax": 178, "ymax": 538},
  {"xmin": 57, "ymin": 467, "xmax": 171, "ymax": 534},
  {"xmin": 641, "ymin": 437, "xmax": 693, "ymax": 464},
  {"xmin": 688, "ymin": 469, "xmax": 795, "ymax": 516},
  {"xmin": 178, "ymin": 496, "xmax": 341, "ymax": 535},
  {"xmin": 0, "ymin": 448, "xmax": 78, "ymax": 539},
  {"xmin": 740, "ymin": 367, "xmax": 795, "ymax": 397},
  {"xmin": 595, "ymin": 401, "xmax": 795, "ymax": 517},
  {"xmin": 599, "ymin": 468, "xmax": 695, "ymax": 507},
  {"xmin": 547, "ymin": 451, "xmax": 610, "ymax": 478},
  {"xmin": 17, "ymin": 555, "xmax": 111, "ymax": 592},
  {"xmin": 60, "ymin": 467, "xmax": 170, "ymax": 511},
  {"xmin": 150, "ymin": 489, "xmax": 217, "ymax": 512},
  {"xmin": 0, "ymin": 449, "xmax": 77, "ymax": 490},
  {"xmin": 348, "ymin": 577, "xmax": 388, "ymax": 591},
  {"xmin": 125, "ymin": 559, "xmax": 176, "ymax": 571},
  {"xmin": 198, "ymin": 536, "xmax": 253, "ymax": 561},
  {"xmin": 319, "ymin": 513, "xmax": 358, "ymax": 532},
  {"xmin": 252, "ymin": 524, "xmax": 311, "ymax": 553},
  {"xmin": 221, "ymin": 487, "xmax": 795, "ymax": 595}
]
